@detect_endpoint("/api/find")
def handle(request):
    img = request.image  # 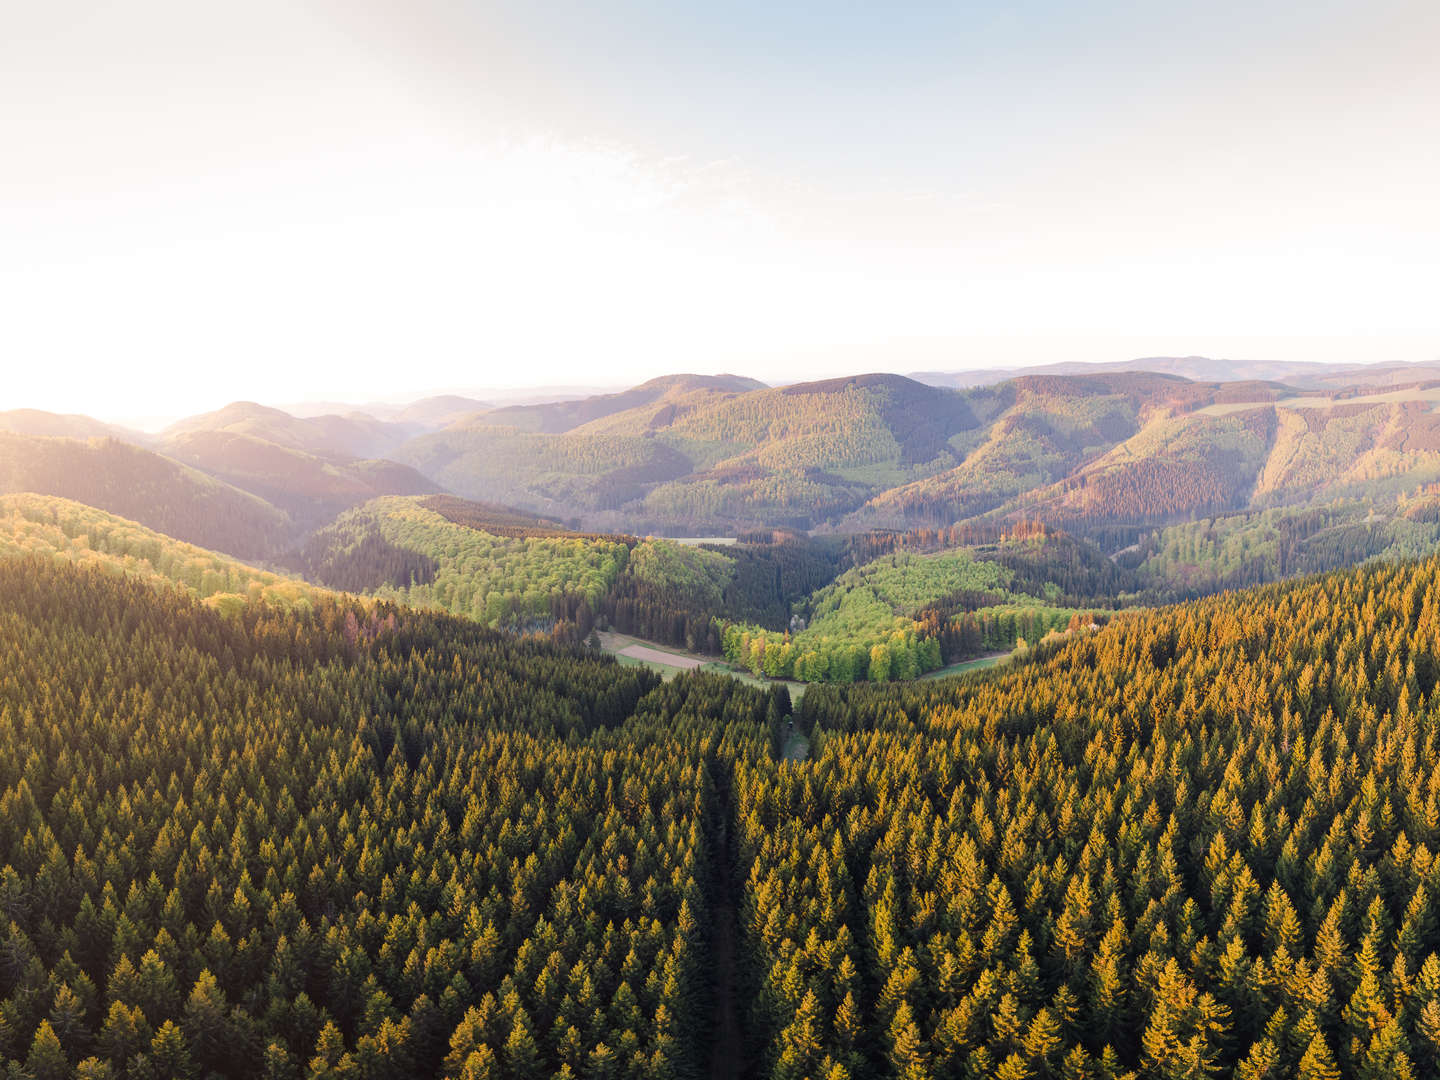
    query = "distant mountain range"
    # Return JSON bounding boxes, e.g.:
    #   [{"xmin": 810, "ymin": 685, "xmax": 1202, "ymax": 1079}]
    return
[
  {"xmin": 7, "ymin": 360, "xmax": 1440, "ymax": 561},
  {"xmin": 910, "ymin": 355, "xmax": 1440, "ymax": 389}
]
